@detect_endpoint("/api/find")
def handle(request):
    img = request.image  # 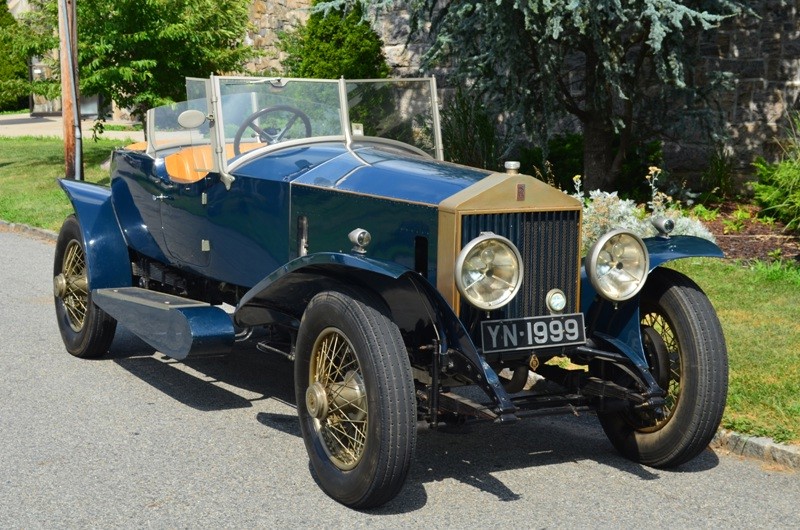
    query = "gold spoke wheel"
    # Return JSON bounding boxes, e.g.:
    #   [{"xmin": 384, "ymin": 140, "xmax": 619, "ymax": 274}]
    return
[
  {"xmin": 638, "ymin": 311, "xmax": 682, "ymax": 431},
  {"xmin": 307, "ymin": 328, "xmax": 368, "ymax": 471},
  {"xmin": 54, "ymin": 239, "xmax": 89, "ymax": 332}
]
